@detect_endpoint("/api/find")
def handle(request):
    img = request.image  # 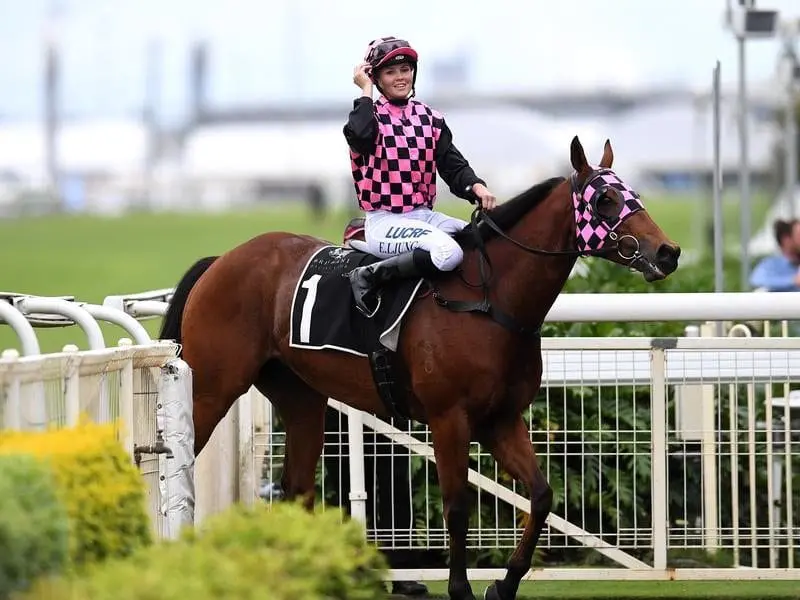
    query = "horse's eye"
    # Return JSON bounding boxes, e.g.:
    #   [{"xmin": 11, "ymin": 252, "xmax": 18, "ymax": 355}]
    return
[{"xmin": 595, "ymin": 191, "xmax": 621, "ymax": 218}]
